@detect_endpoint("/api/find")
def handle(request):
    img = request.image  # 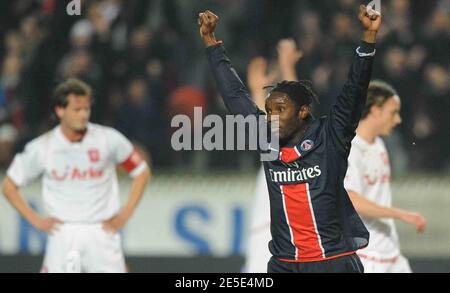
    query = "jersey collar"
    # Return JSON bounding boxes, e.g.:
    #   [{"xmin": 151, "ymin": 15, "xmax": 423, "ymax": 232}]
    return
[
  {"xmin": 56, "ymin": 123, "xmax": 92, "ymax": 145},
  {"xmin": 279, "ymin": 120, "xmax": 321, "ymax": 164}
]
